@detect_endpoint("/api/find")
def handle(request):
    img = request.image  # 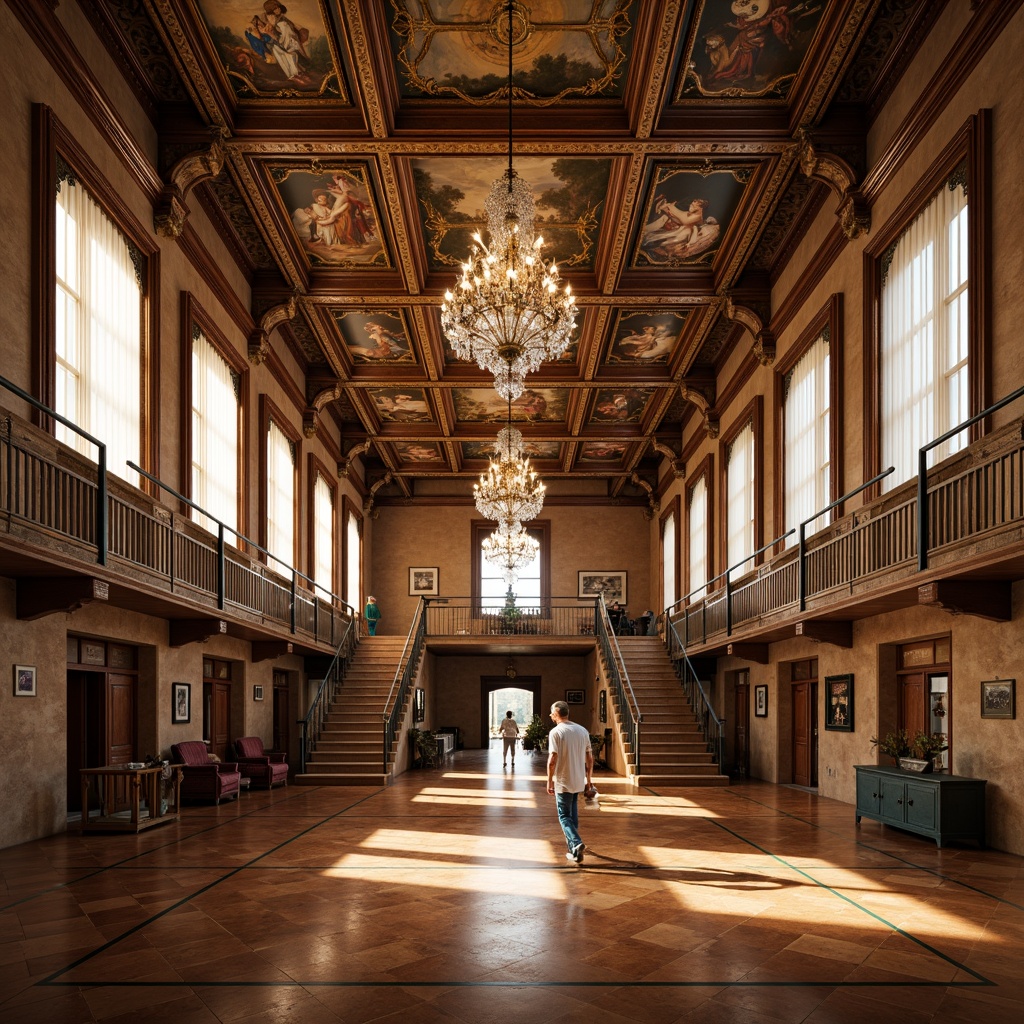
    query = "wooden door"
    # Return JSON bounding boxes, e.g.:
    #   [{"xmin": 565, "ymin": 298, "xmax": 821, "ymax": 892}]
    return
[
  {"xmin": 734, "ymin": 678, "xmax": 749, "ymax": 777},
  {"xmin": 273, "ymin": 671, "xmax": 289, "ymax": 757},
  {"xmin": 792, "ymin": 681, "xmax": 817, "ymax": 787},
  {"xmin": 211, "ymin": 682, "xmax": 231, "ymax": 762},
  {"xmin": 107, "ymin": 674, "xmax": 136, "ymax": 766},
  {"xmin": 899, "ymin": 673, "xmax": 926, "ymax": 737},
  {"xmin": 66, "ymin": 670, "xmax": 104, "ymax": 813}
]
